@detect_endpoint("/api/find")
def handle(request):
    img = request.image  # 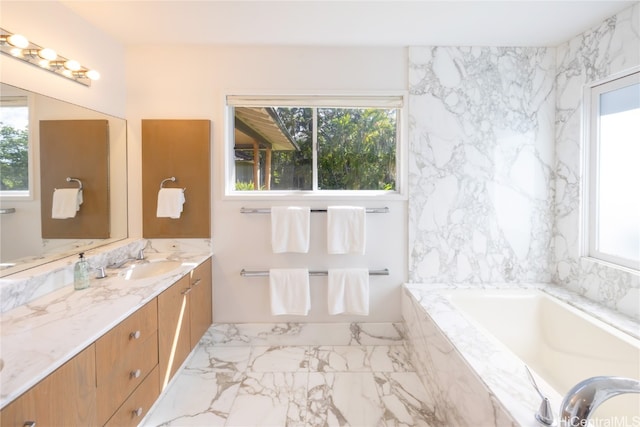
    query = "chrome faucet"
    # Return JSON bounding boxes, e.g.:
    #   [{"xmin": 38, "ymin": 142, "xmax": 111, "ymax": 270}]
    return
[
  {"xmin": 107, "ymin": 249, "xmax": 145, "ymax": 268},
  {"xmin": 560, "ymin": 376, "xmax": 640, "ymax": 427}
]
